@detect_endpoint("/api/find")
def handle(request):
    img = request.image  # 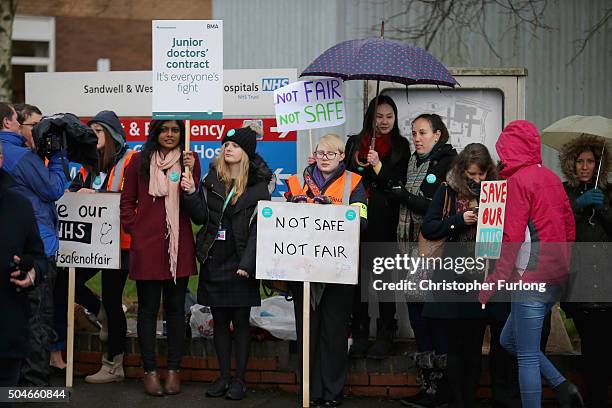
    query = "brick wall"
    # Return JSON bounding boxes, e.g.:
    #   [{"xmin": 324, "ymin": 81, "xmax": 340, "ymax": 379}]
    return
[{"xmin": 73, "ymin": 332, "xmax": 584, "ymax": 399}]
